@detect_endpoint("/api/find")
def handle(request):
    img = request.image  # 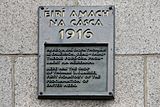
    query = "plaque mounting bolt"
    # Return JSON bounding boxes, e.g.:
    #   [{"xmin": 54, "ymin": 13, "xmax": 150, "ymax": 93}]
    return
[
  {"xmin": 109, "ymin": 92, "xmax": 112, "ymax": 95},
  {"xmin": 109, "ymin": 6, "xmax": 113, "ymax": 10},
  {"xmin": 40, "ymin": 92, "xmax": 43, "ymax": 95},
  {"xmin": 40, "ymin": 6, "xmax": 44, "ymax": 10}
]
